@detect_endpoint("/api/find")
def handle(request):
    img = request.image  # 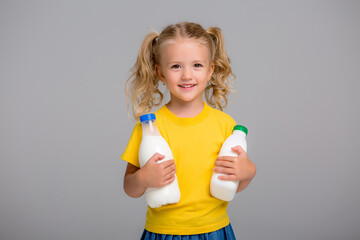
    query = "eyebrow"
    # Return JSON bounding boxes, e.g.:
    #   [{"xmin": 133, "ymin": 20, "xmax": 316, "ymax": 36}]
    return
[{"xmin": 167, "ymin": 60, "xmax": 207, "ymax": 64}]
